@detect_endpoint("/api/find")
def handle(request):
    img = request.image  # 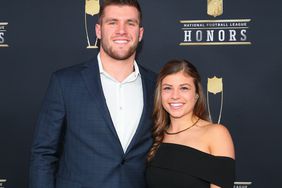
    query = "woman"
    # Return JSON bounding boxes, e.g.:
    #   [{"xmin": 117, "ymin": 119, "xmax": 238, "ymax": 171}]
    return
[{"xmin": 146, "ymin": 59, "xmax": 235, "ymax": 188}]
